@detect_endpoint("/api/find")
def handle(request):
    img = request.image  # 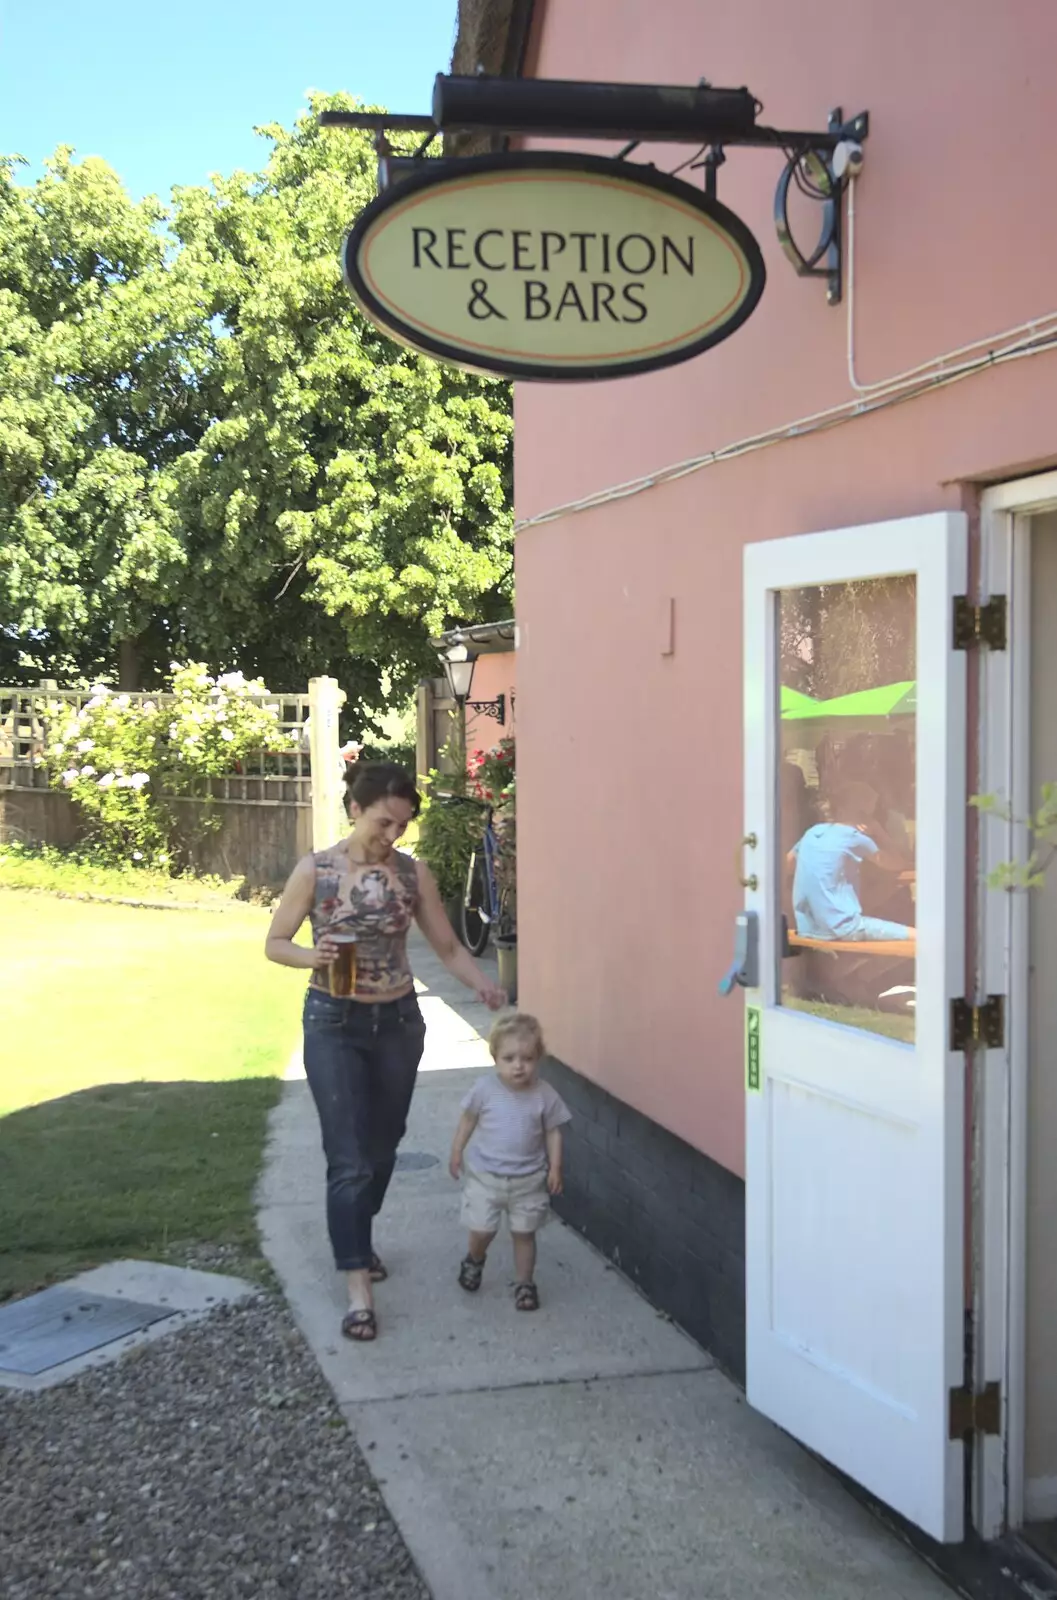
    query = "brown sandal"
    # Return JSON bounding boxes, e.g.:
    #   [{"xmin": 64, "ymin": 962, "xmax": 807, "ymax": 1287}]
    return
[
  {"xmin": 369, "ymin": 1253, "xmax": 388, "ymax": 1283},
  {"xmin": 341, "ymin": 1307, "xmax": 377, "ymax": 1341},
  {"xmin": 514, "ymin": 1281, "xmax": 539, "ymax": 1312}
]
